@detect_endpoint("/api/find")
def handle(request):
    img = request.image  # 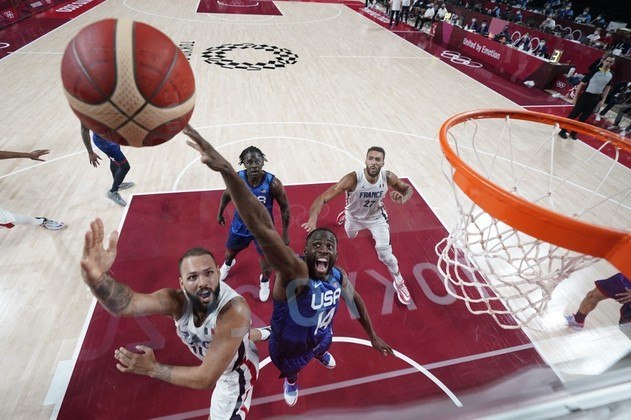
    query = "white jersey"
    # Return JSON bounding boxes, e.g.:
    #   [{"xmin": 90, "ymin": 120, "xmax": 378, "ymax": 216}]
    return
[
  {"xmin": 344, "ymin": 169, "xmax": 389, "ymax": 222},
  {"xmin": 175, "ymin": 282, "xmax": 257, "ymax": 372}
]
